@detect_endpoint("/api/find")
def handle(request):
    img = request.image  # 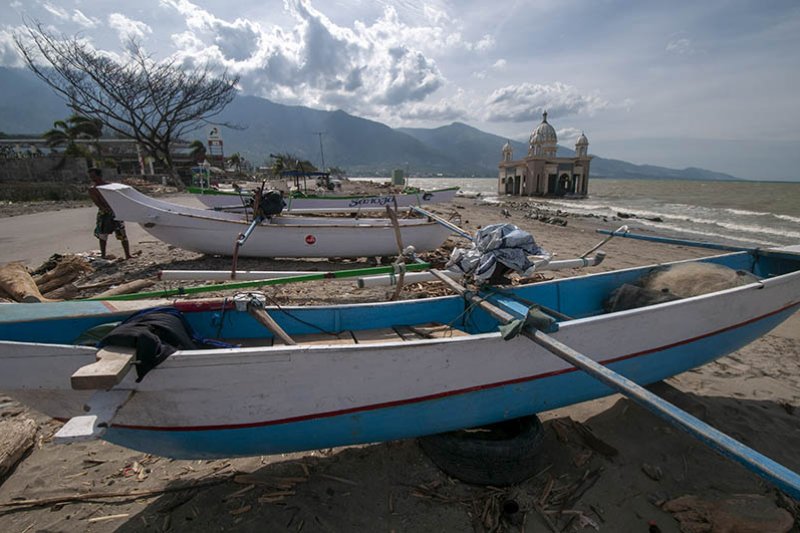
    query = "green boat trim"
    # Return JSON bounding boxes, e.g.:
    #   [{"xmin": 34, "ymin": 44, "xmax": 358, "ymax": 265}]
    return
[{"xmin": 85, "ymin": 262, "xmax": 432, "ymax": 301}]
